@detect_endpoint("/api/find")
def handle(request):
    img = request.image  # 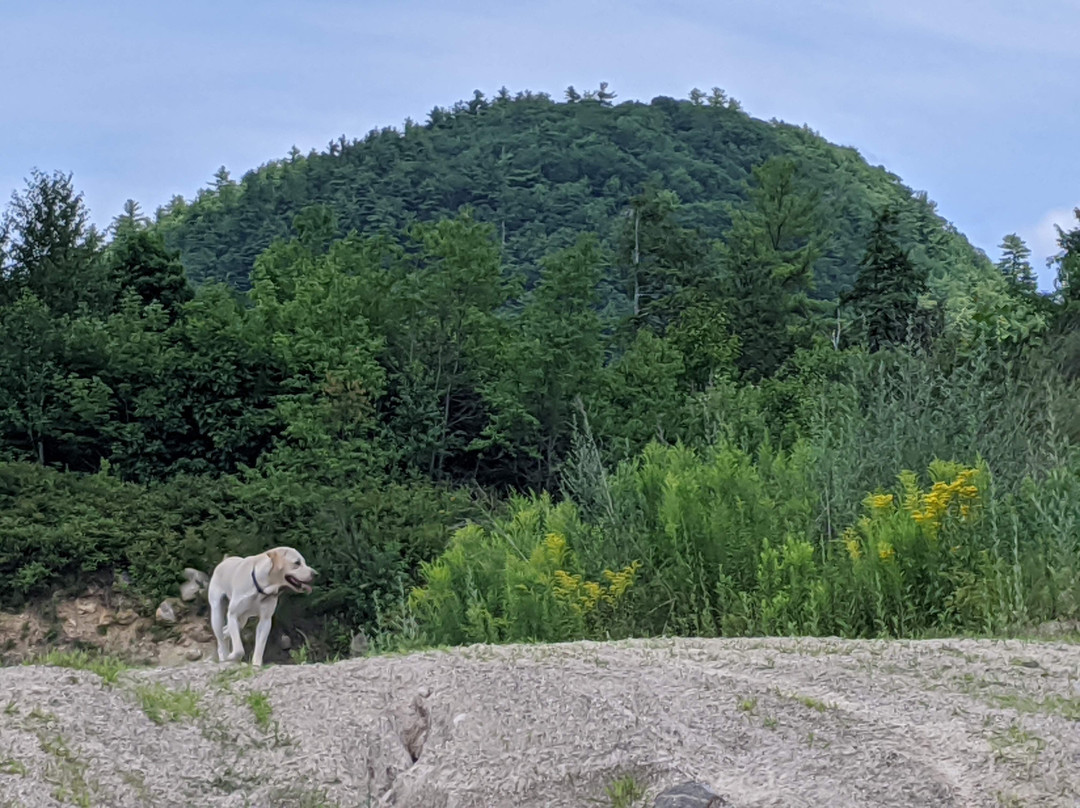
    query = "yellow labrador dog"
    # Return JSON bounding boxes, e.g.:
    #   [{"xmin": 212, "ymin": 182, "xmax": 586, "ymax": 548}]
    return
[{"xmin": 207, "ymin": 547, "xmax": 316, "ymax": 666}]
